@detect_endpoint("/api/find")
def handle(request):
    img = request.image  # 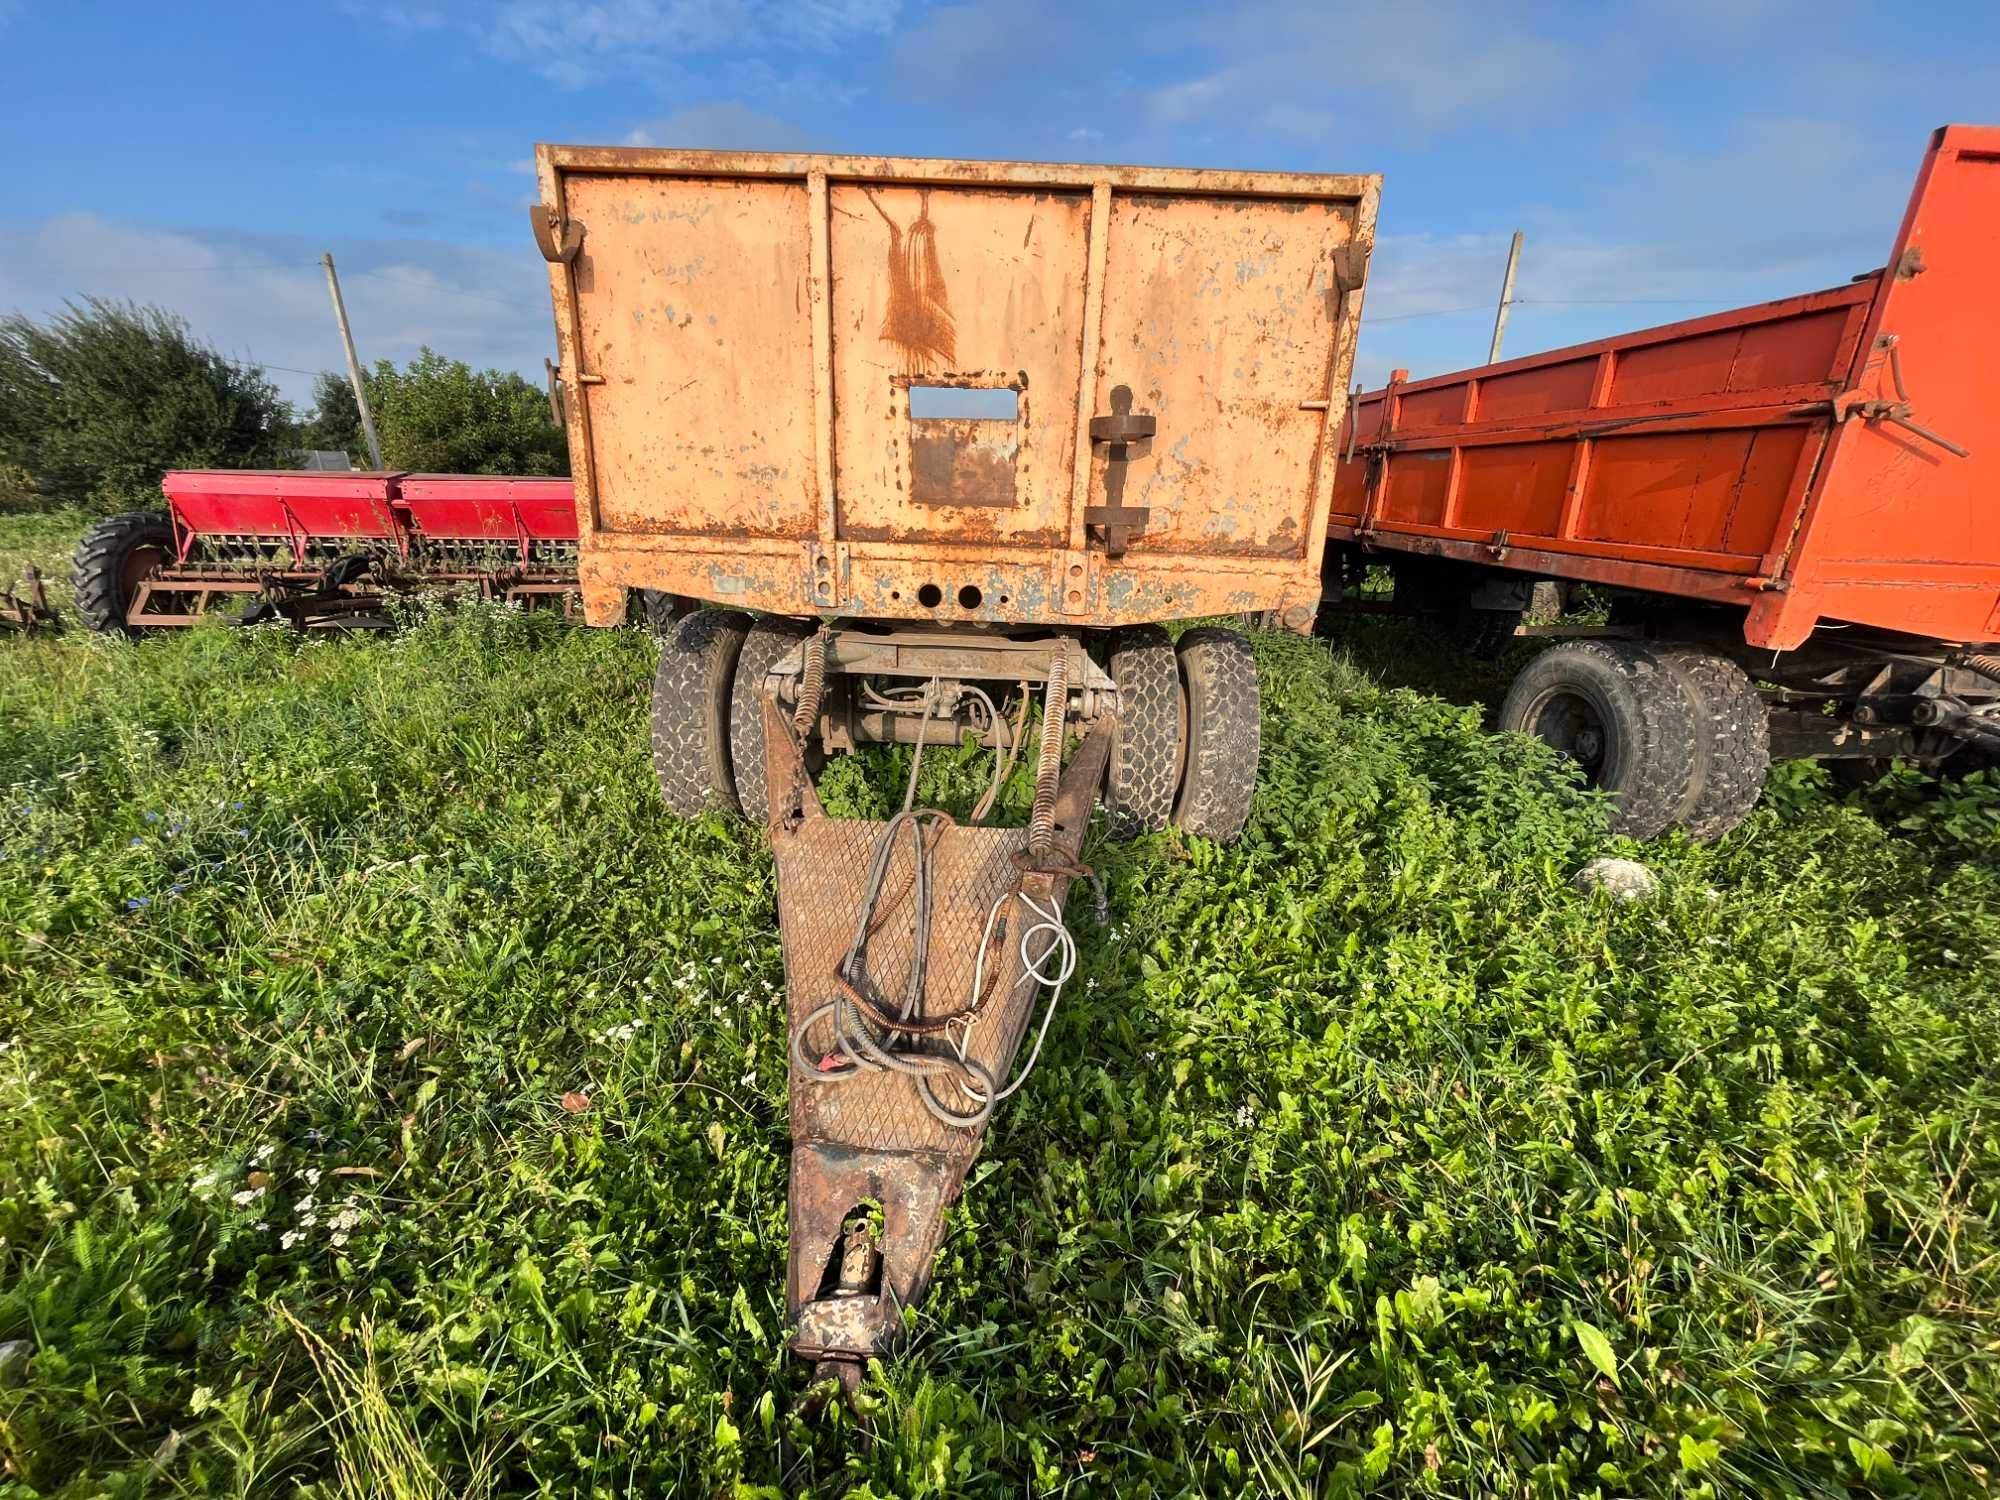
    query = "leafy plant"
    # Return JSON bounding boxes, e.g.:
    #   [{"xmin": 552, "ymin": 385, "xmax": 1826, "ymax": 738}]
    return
[
  {"xmin": 0, "ymin": 299, "xmax": 288, "ymax": 513},
  {"xmin": 0, "ymin": 518, "xmax": 1994, "ymax": 1495},
  {"xmin": 364, "ymin": 350, "xmax": 567, "ymax": 476}
]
